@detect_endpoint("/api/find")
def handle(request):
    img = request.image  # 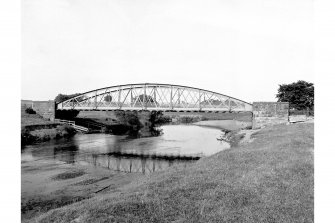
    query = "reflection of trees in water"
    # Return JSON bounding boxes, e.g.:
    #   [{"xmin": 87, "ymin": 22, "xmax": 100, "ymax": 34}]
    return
[
  {"xmin": 29, "ymin": 143, "xmax": 79, "ymax": 164},
  {"xmin": 53, "ymin": 145, "xmax": 79, "ymax": 164}
]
